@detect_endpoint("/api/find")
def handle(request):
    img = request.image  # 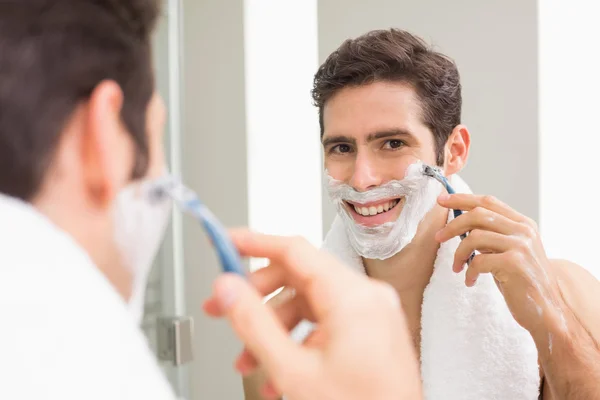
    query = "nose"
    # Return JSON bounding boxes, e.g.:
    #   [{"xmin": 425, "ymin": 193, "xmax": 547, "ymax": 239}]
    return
[{"xmin": 349, "ymin": 151, "xmax": 383, "ymax": 192}]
